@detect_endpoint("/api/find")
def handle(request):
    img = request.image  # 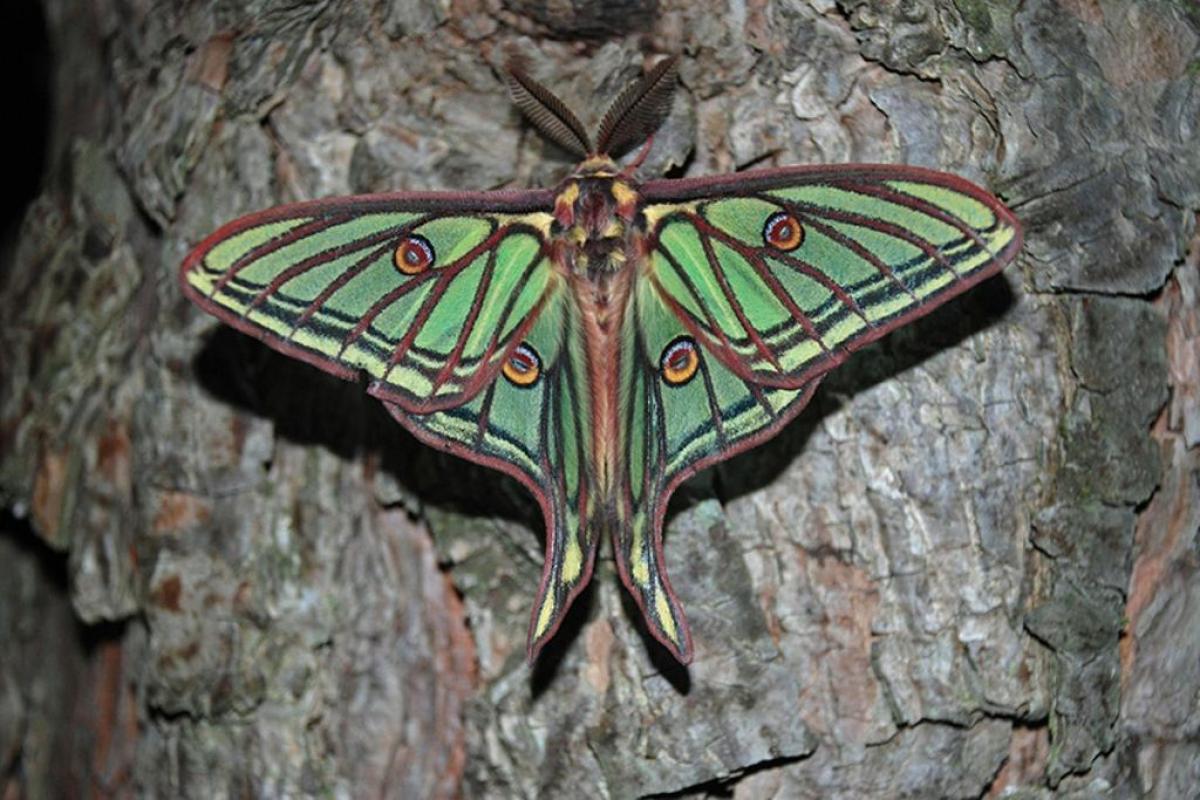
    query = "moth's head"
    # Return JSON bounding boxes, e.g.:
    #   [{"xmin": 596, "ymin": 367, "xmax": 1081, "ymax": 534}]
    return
[
  {"xmin": 503, "ymin": 55, "xmax": 679, "ymax": 166},
  {"xmin": 574, "ymin": 155, "xmax": 619, "ymax": 178}
]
